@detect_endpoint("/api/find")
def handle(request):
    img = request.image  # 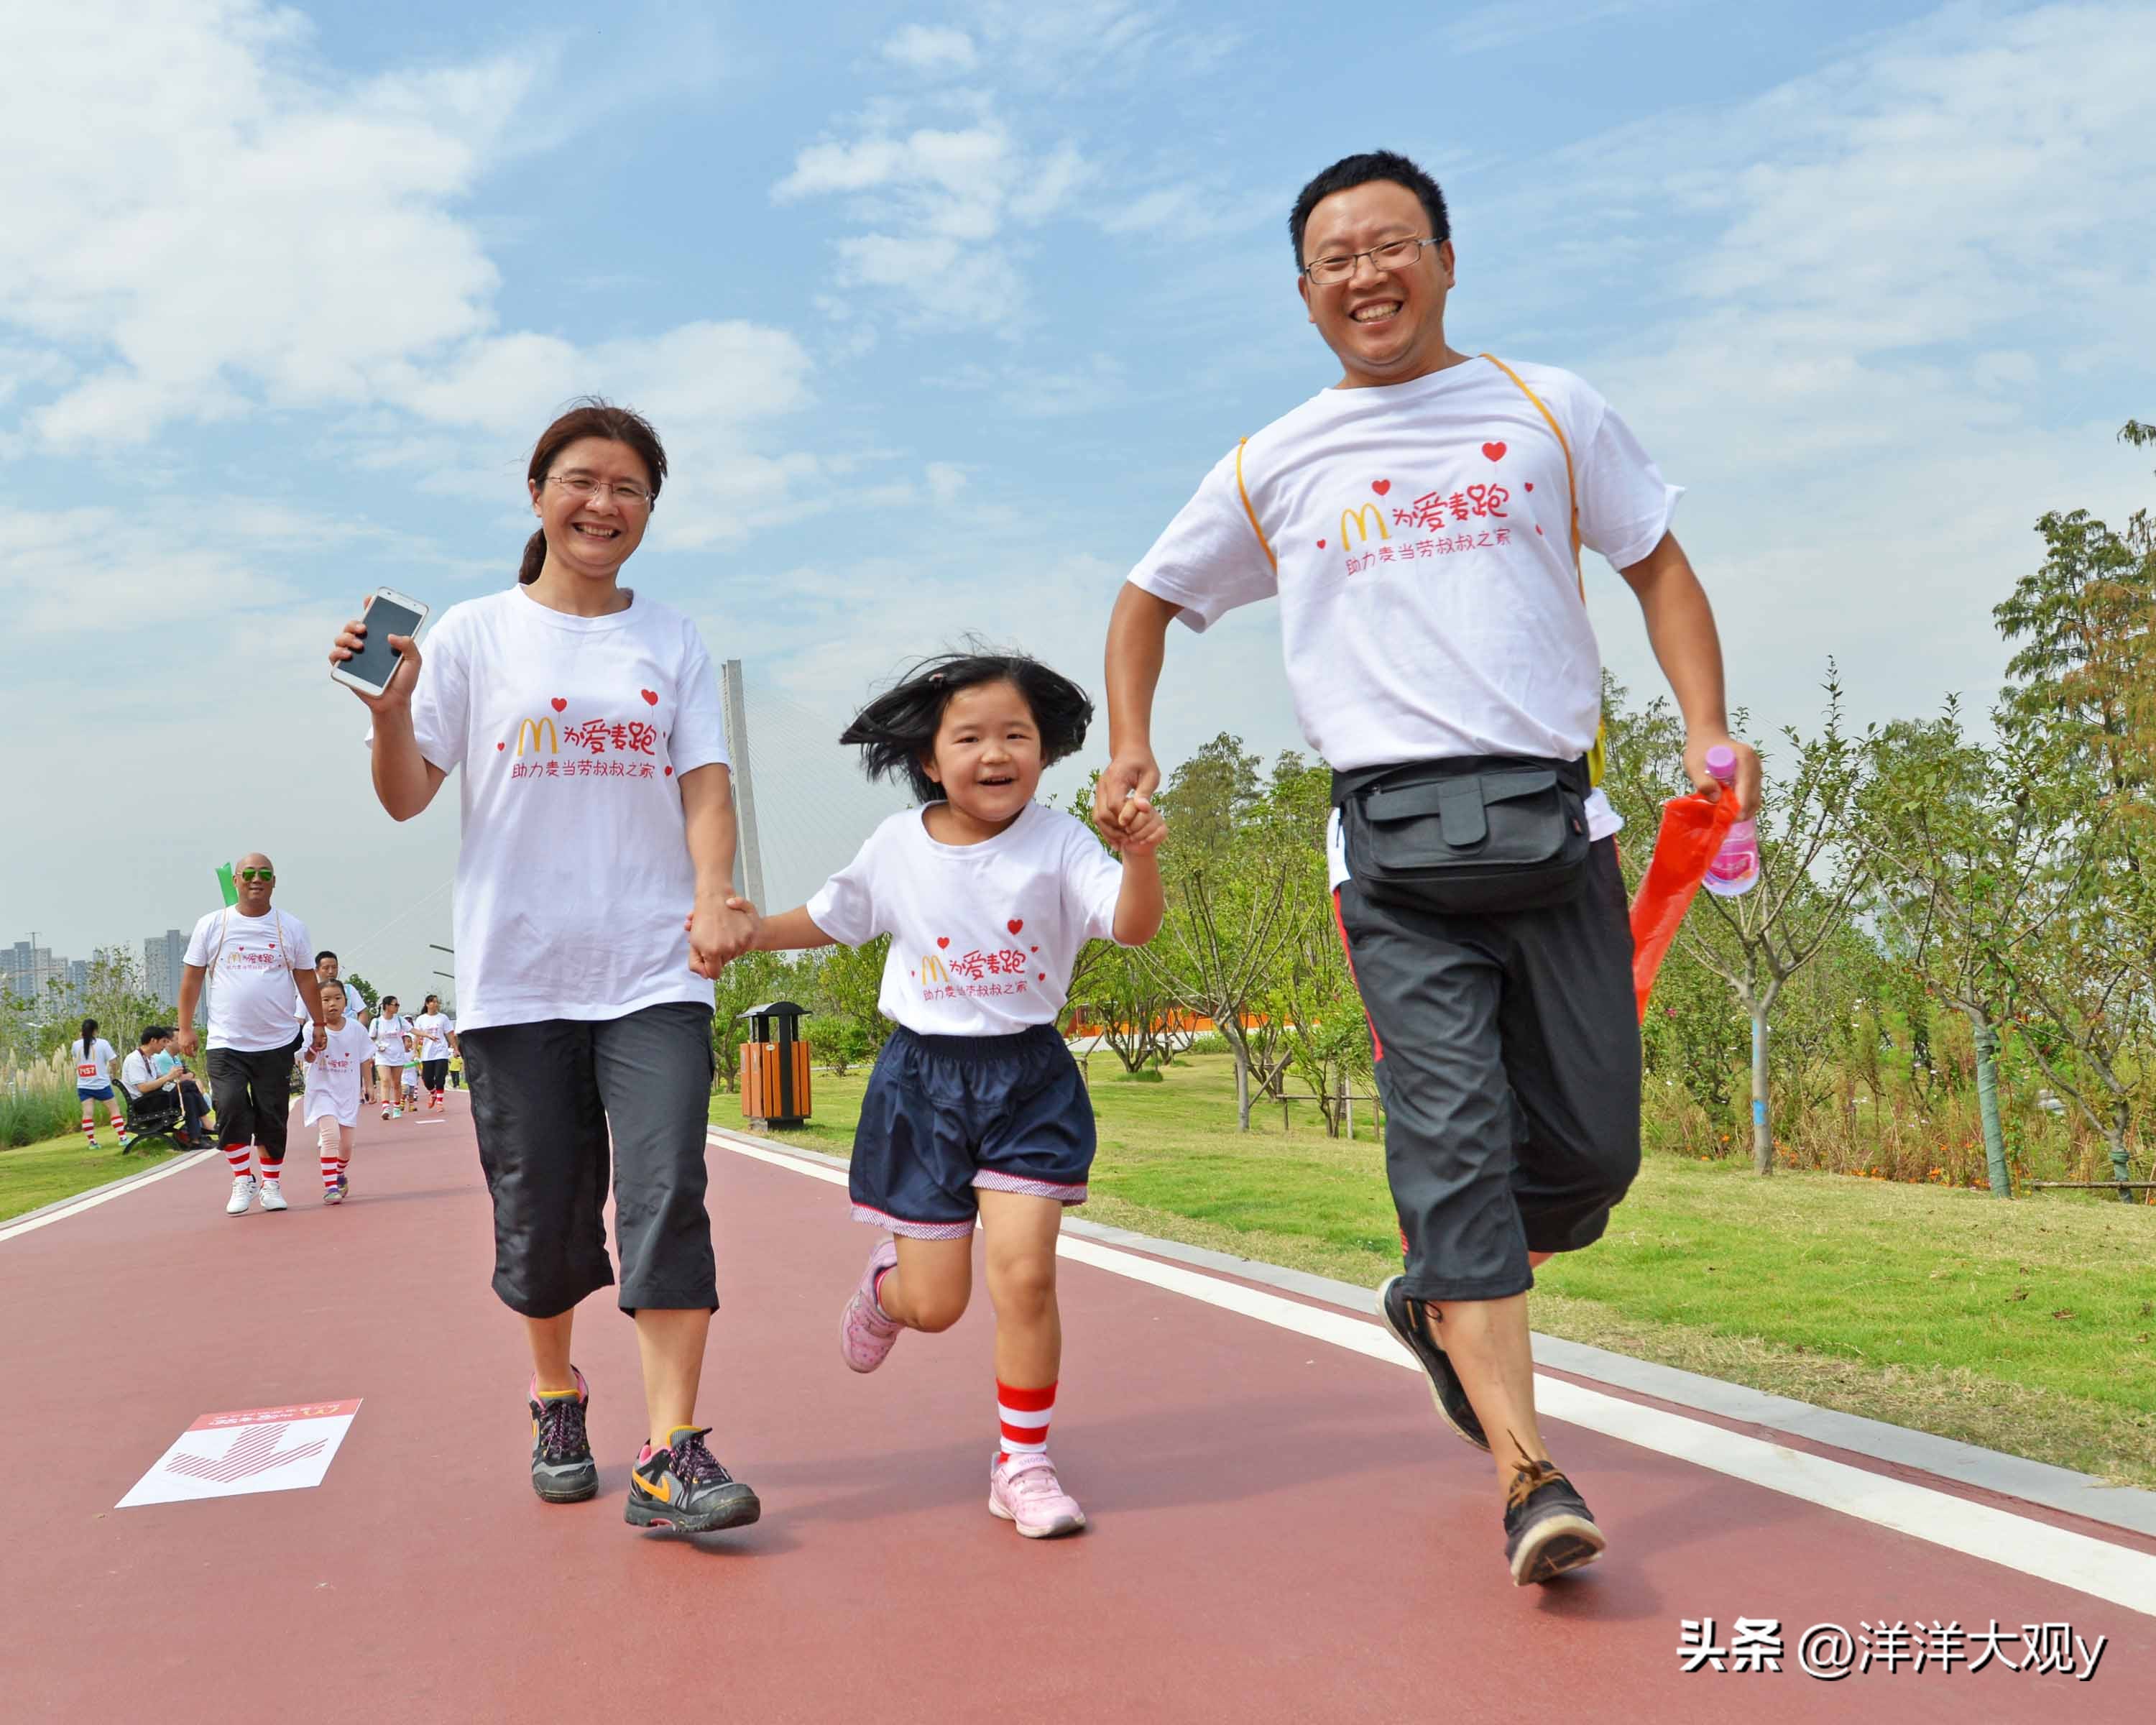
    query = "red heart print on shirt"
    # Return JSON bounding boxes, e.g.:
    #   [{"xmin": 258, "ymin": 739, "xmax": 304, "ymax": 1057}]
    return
[
  {"xmin": 497, "ymin": 742, "xmax": 505, "ymax": 751},
  {"xmin": 1037, "ymin": 973, "xmax": 1046, "ymax": 982},
  {"xmin": 936, "ymin": 937, "xmax": 950, "ymax": 949},
  {"xmin": 664, "ymin": 766, "xmax": 673, "ymax": 777},
  {"xmin": 1524, "ymin": 482, "xmax": 1534, "ymax": 492},
  {"xmin": 1008, "ymin": 919, "xmax": 1024, "ymax": 935},
  {"xmin": 1316, "ymin": 538, "xmax": 1327, "ymax": 548},
  {"xmin": 640, "ymin": 689, "xmax": 658, "ymax": 706},
  {"xmin": 1030, "ymin": 945, "xmax": 1038, "ymax": 953},
  {"xmin": 550, "ymin": 697, "xmax": 567, "ymax": 713},
  {"xmin": 1482, "ymin": 441, "xmax": 1507, "ymax": 461},
  {"xmin": 1370, "ymin": 479, "xmax": 1391, "ymax": 496}
]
